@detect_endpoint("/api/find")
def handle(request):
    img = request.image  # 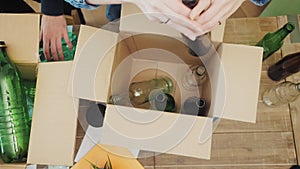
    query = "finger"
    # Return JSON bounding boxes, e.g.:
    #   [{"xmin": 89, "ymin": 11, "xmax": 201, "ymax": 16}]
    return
[
  {"xmin": 165, "ymin": 1, "xmax": 192, "ymax": 16},
  {"xmin": 63, "ymin": 33, "xmax": 73, "ymax": 50},
  {"xmin": 43, "ymin": 39, "xmax": 51, "ymax": 61},
  {"xmin": 195, "ymin": 2, "xmax": 224, "ymax": 26},
  {"xmin": 56, "ymin": 37, "xmax": 64, "ymax": 61},
  {"xmin": 167, "ymin": 19, "xmax": 197, "ymax": 40},
  {"xmin": 50, "ymin": 38, "xmax": 59, "ymax": 61},
  {"xmin": 189, "ymin": 0, "xmax": 211, "ymax": 20},
  {"xmin": 154, "ymin": 4, "xmax": 204, "ymax": 34}
]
